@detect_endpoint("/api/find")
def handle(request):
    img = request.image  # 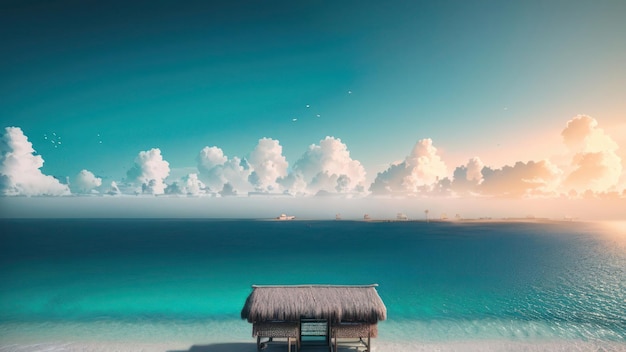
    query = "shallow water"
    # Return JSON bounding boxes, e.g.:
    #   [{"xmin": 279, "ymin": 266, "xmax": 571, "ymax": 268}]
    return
[{"xmin": 0, "ymin": 219, "xmax": 625, "ymax": 348}]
